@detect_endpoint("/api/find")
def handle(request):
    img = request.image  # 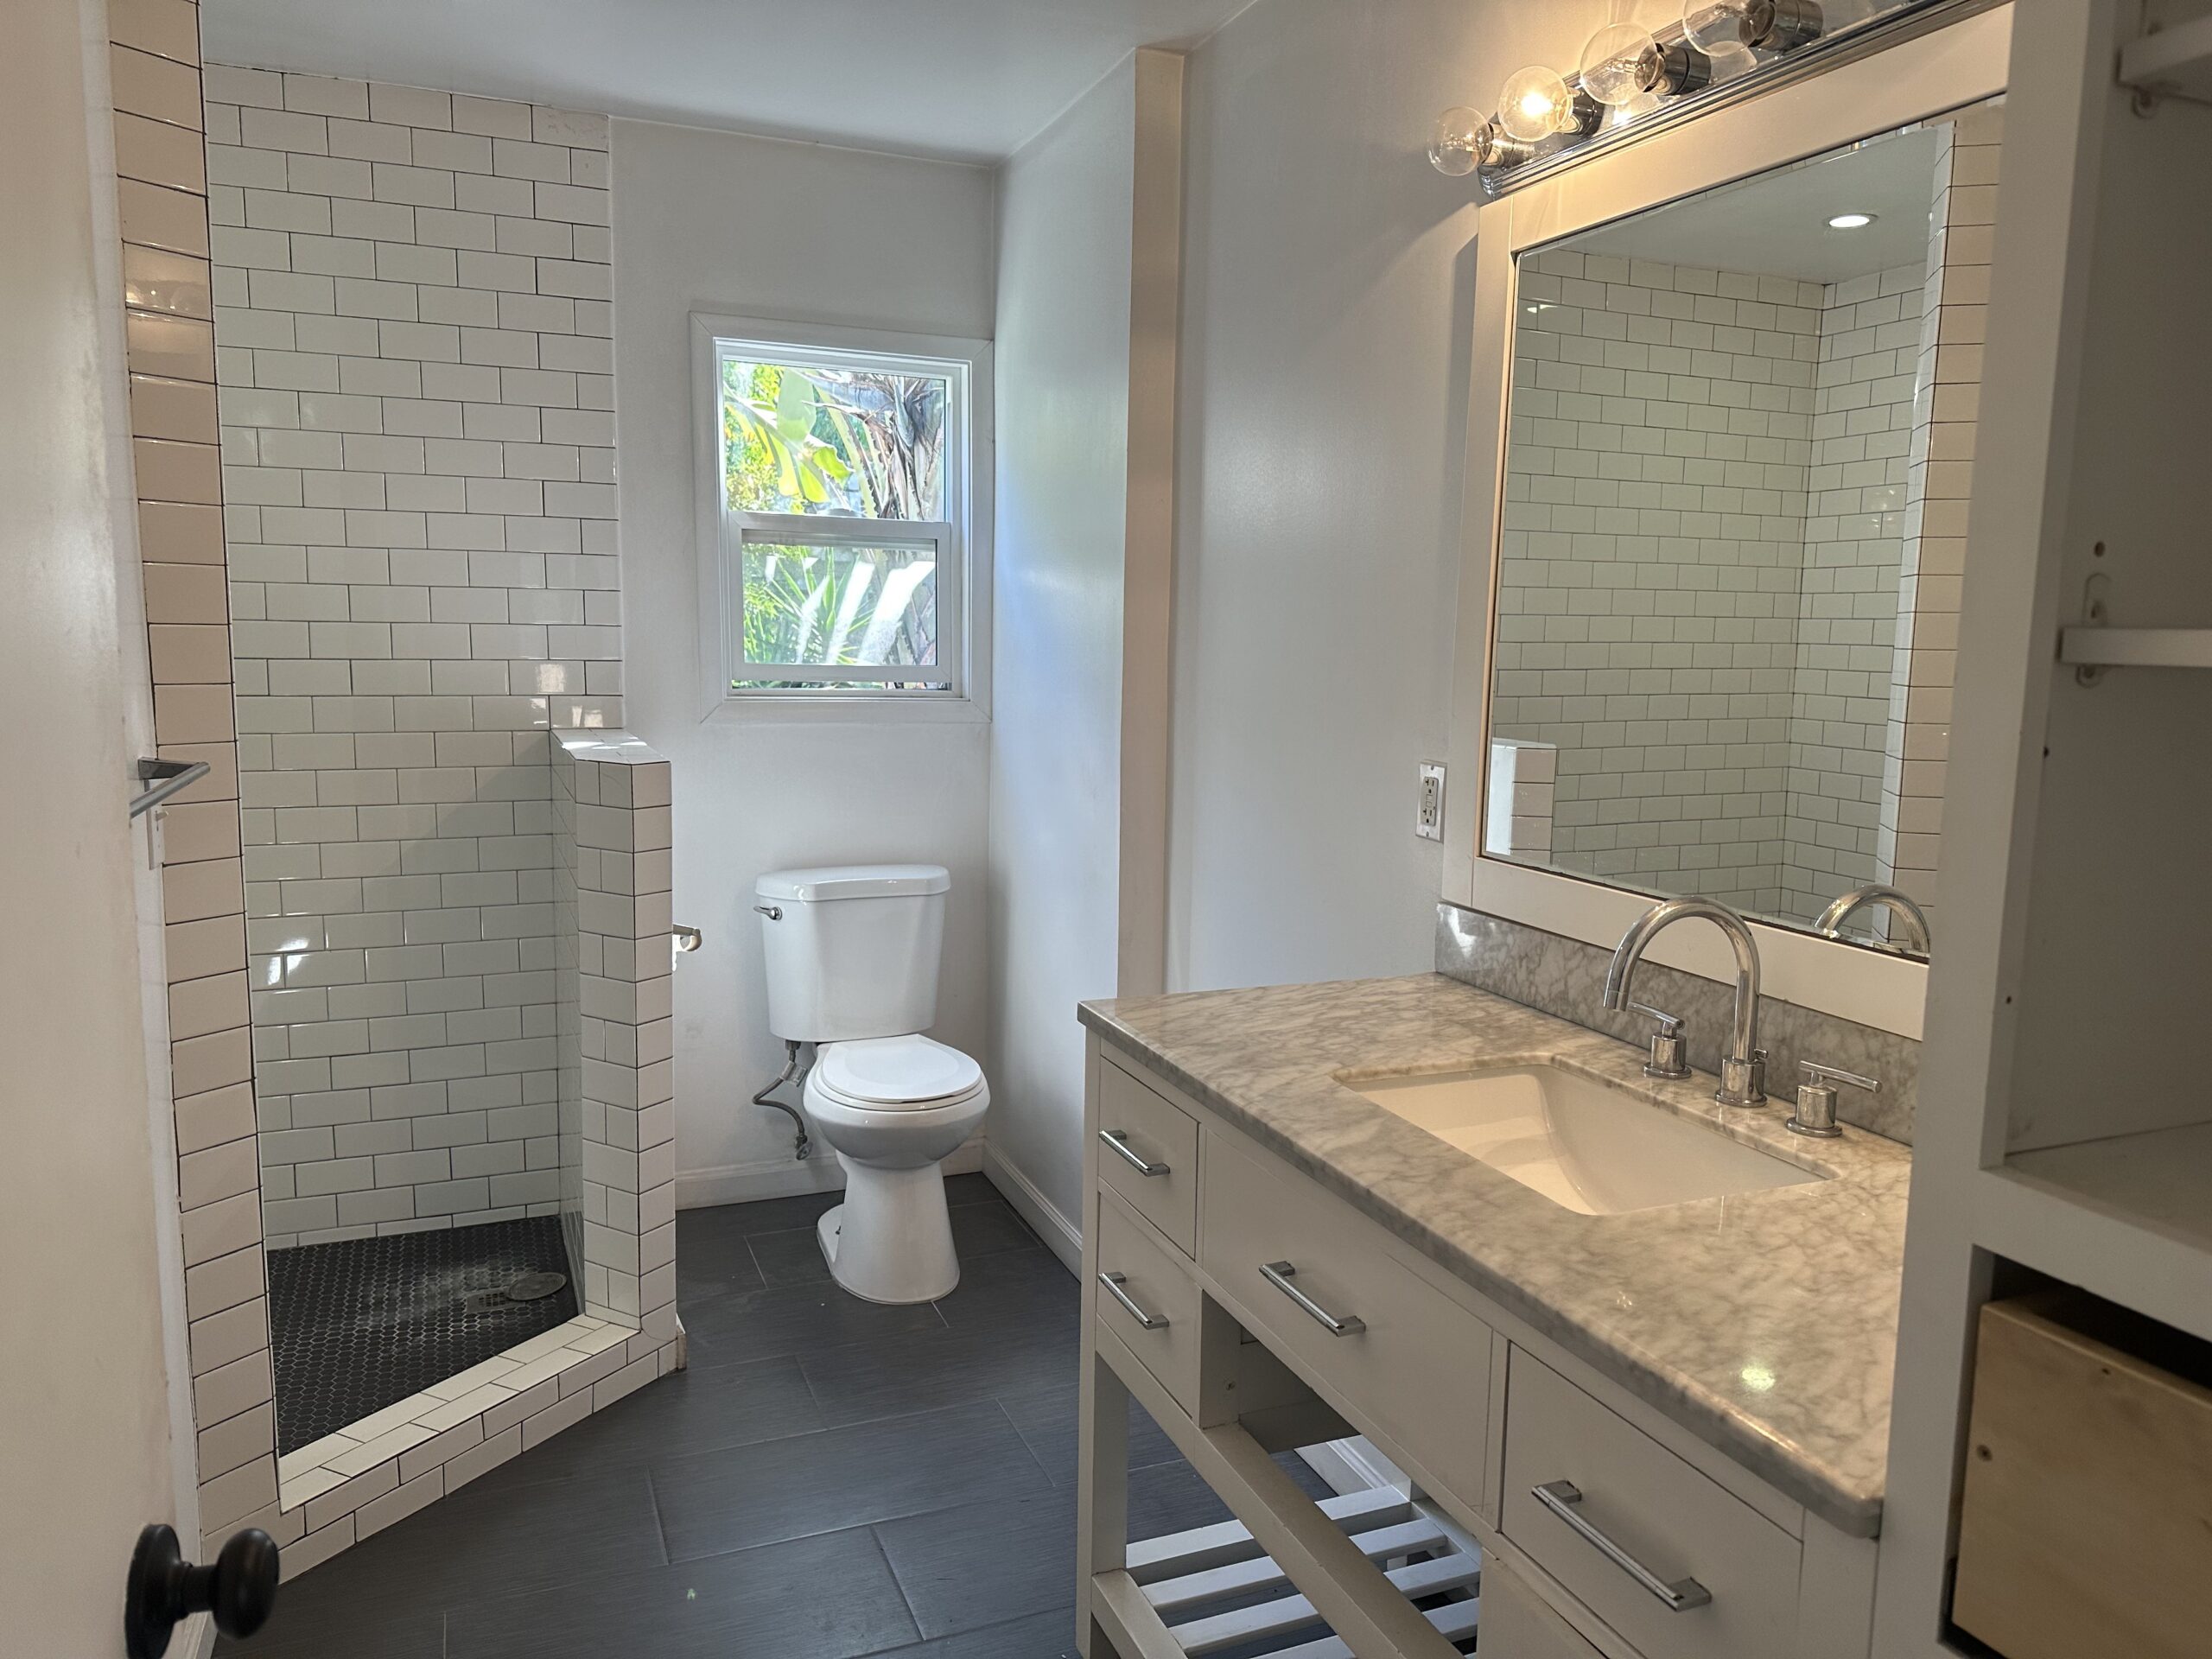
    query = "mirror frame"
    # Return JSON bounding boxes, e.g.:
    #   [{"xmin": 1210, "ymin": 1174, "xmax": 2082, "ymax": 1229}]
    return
[{"xmin": 1443, "ymin": 3, "xmax": 2013, "ymax": 1039}]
